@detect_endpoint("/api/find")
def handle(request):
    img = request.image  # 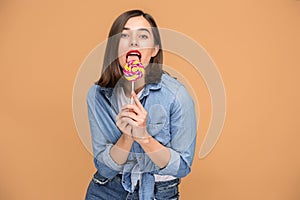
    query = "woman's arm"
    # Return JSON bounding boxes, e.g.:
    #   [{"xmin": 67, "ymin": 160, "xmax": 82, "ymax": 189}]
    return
[
  {"xmin": 155, "ymin": 85, "xmax": 197, "ymax": 177},
  {"xmin": 110, "ymin": 131, "xmax": 134, "ymax": 165},
  {"xmin": 87, "ymin": 85, "xmax": 133, "ymax": 178},
  {"xmin": 135, "ymin": 134, "xmax": 171, "ymax": 169}
]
